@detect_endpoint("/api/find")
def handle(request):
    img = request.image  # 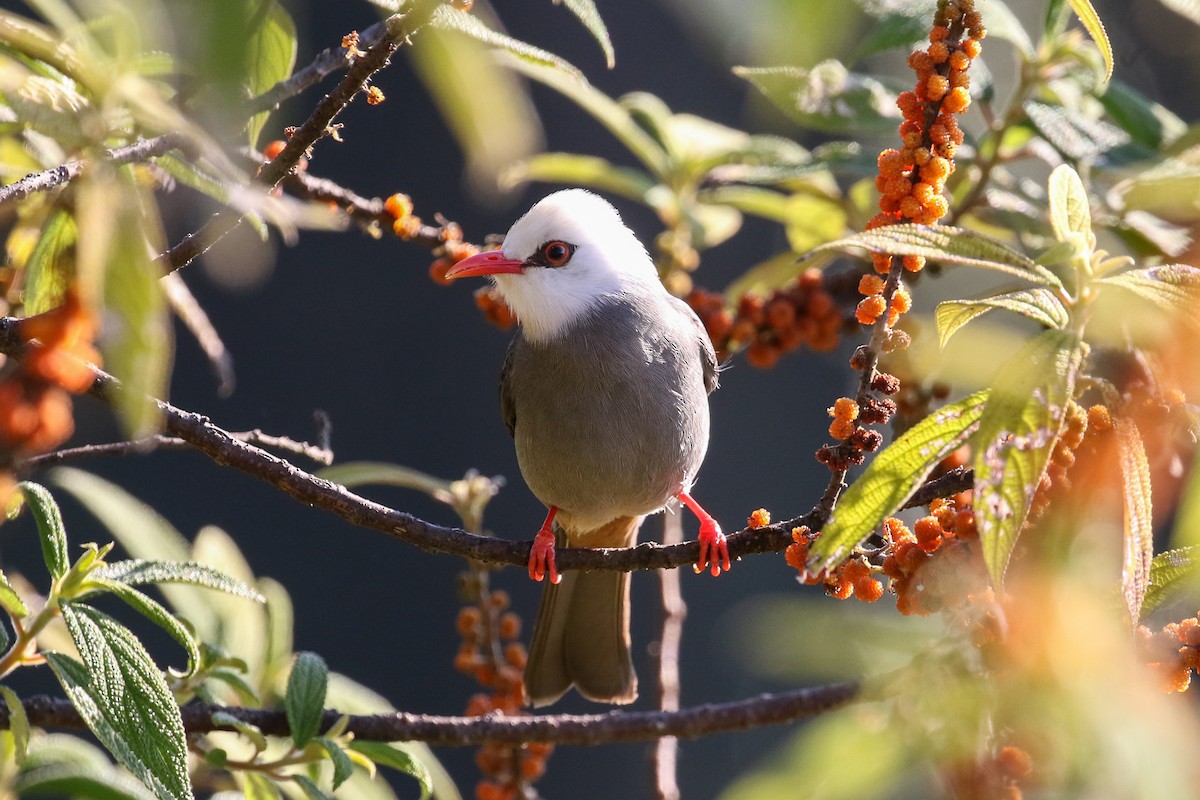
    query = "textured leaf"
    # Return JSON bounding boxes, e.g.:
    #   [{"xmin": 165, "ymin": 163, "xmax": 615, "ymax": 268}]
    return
[
  {"xmin": 500, "ymin": 153, "xmax": 657, "ymax": 203},
  {"xmin": 814, "ymin": 224, "xmax": 1062, "ymax": 287},
  {"xmin": 734, "ymin": 61, "xmax": 904, "ymax": 135},
  {"xmin": 0, "ymin": 686, "xmax": 29, "ymax": 765},
  {"xmin": 286, "ymin": 652, "xmax": 328, "ymax": 746},
  {"xmin": 49, "ymin": 603, "xmax": 192, "ymax": 800},
  {"xmin": 1099, "ymin": 80, "xmax": 1188, "ymax": 150},
  {"xmin": 1143, "ymin": 547, "xmax": 1200, "ymax": 616},
  {"xmin": 849, "ymin": 6, "xmax": 932, "ymax": 60},
  {"xmin": 244, "ymin": 0, "xmax": 297, "ymax": 146},
  {"xmin": 93, "ymin": 559, "xmax": 264, "ymax": 602},
  {"xmin": 0, "ymin": 568, "xmax": 29, "ymax": 620},
  {"xmin": 1116, "ymin": 420, "xmax": 1154, "ymax": 624},
  {"xmin": 15, "ymin": 763, "xmax": 158, "ymax": 800},
  {"xmin": 1066, "ymin": 0, "xmax": 1113, "ymax": 82},
  {"xmin": 1047, "ymin": 164, "xmax": 1092, "ymax": 243},
  {"xmin": 350, "ymin": 741, "xmax": 433, "ymax": 800},
  {"xmin": 19, "ymin": 481, "xmax": 69, "ymax": 579},
  {"xmin": 1024, "ymin": 101, "xmax": 1128, "ymax": 160},
  {"xmin": 24, "ymin": 207, "xmax": 77, "ymax": 315},
  {"xmin": 317, "ymin": 737, "xmax": 354, "ymax": 790},
  {"xmin": 84, "ymin": 580, "xmax": 200, "ymax": 679},
  {"xmin": 973, "ymin": 330, "xmax": 1083, "ymax": 587},
  {"xmin": 935, "ymin": 288, "xmax": 1071, "ymax": 348},
  {"xmin": 808, "ymin": 391, "xmax": 990, "ymax": 571},
  {"xmin": 208, "ymin": 669, "xmax": 261, "ymax": 705},
  {"xmin": 557, "ymin": 0, "xmax": 613, "ymax": 67},
  {"xmin": 1096, "ymin": 264, "xmax": 1200, "ymax": 330},
  {"xmin": 238, "ymin": 771, "xmax": 282, "ymax": 800}
]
